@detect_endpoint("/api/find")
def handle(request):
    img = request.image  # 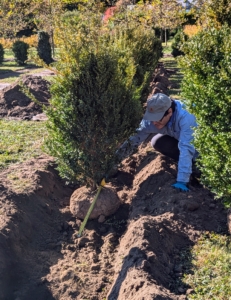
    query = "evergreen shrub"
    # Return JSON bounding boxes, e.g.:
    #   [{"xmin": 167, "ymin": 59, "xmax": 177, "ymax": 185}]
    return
[
  {"xmin": 0, "ymin": 44, "xmax": 4, "ymax": 64},
  {"xmin": 12, "ymin": 40, "xmax": 29, "ymax": 65},
  {"xmin": 171, "ymin": 30, "xmax": 188, "ymax": 57},
  {"xmin": 124, "ymin": 25, "xmax": 162, "ymax": 103},
  {"xmin": 37, "ymin": 31, "xmax": 53, "ymax": 65},
  {"xmin": 45, "ymin": 6, "xmax": 161, "ymax": 188},
  {"xmin": 107, "ymin": 6, "xmax": 162, "ymax": 103},
  {"xmin": 179, "ymin": 25, "xmax": 231, "ymax": 204}
]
